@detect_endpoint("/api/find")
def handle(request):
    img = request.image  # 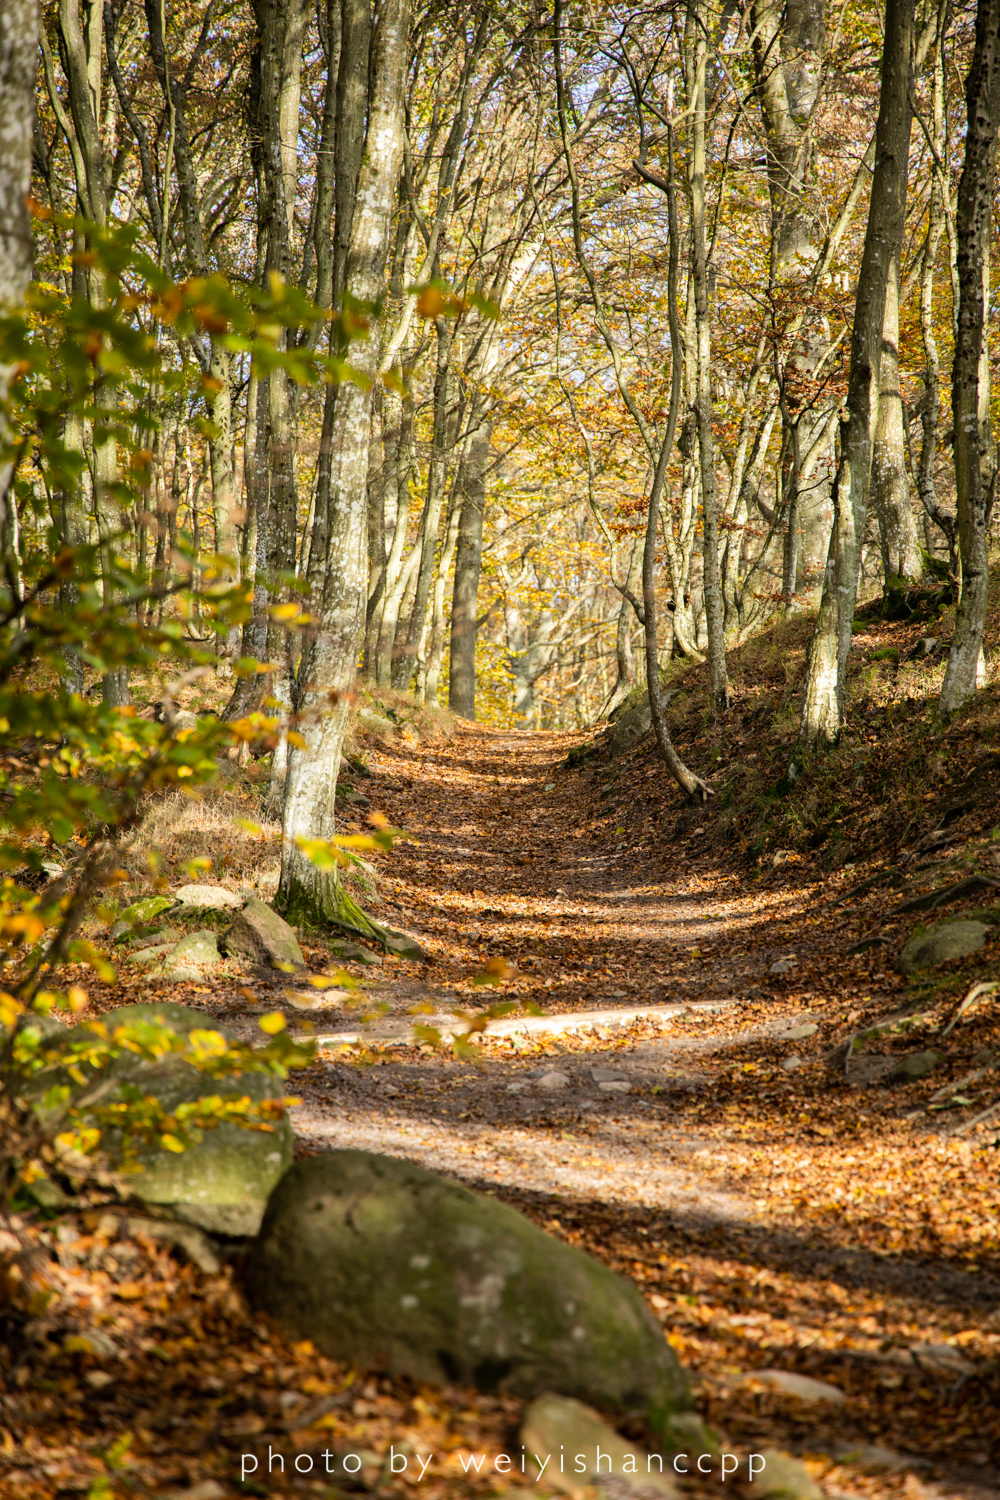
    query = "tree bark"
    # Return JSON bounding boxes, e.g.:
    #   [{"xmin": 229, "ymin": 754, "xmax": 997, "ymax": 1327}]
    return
[
  {"xmin": 798, "ymin": 0, "xmax": 915, "ymax": 750},
  {"xmin": 401, "ymin": 317, "xmax": 455, "ymax": 695},
  {"xmin": 448, "ymin": 419, "xmax": 490, "ymax": 719},
  {"xmin": 0, "ymin": 0, "xmax": 40, "ymax": 533},
  {"xmin": 278, "ymin": 0, "xmax": 409, "ymax": 928},
  {"xmin": 686, "ymin": 5, "xmax": 729, "ymax": 710},
  {"xmin": 872, "ymin": 250, "xmax": 923, "ymax": 585},
  {"xmin": 937, "ymin": 0, "xmax": 1000, "ymax": 716}
]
